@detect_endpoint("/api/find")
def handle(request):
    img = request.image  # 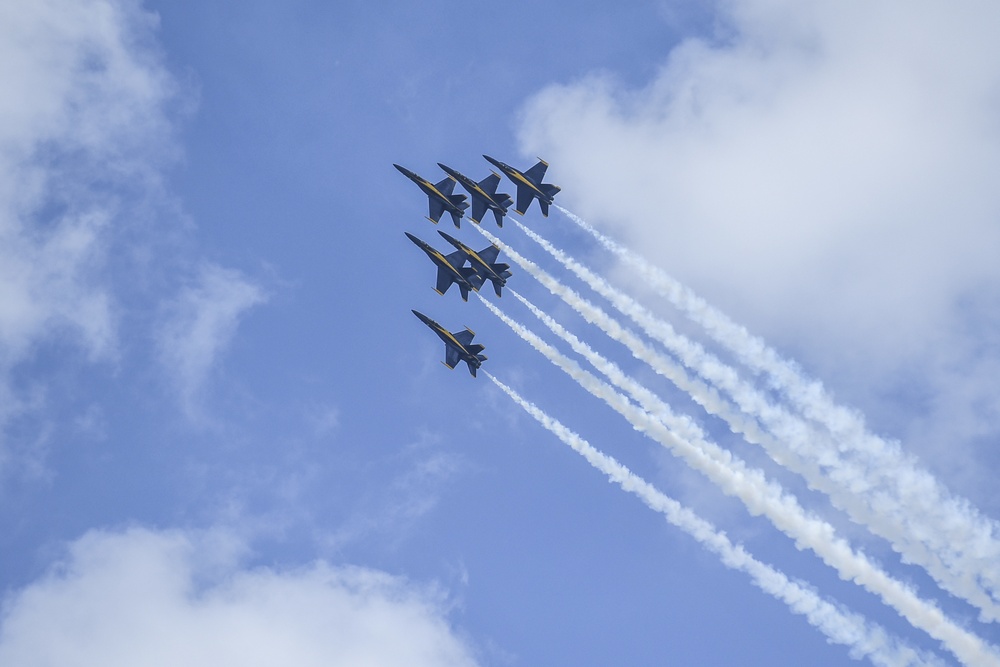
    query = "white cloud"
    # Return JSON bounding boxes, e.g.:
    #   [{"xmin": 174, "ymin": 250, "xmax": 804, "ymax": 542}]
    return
[
  {"xmin": 157, "ymin": 264, "xmax": 268, "ymax": 416},
  {"xmin": 0, "ymin": 527, "xmax": 480, "ymax": 667},
  {"xmin": 517, "ymin": 0, "xmax": 1000, "ymax": 478},
  {"xmin": 0, "ymin": 0, "xmax": 176, "ymax": 363},
  {"xmin": 0, "ymin": 0, "xmax": 177, "ymax": 467}
]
